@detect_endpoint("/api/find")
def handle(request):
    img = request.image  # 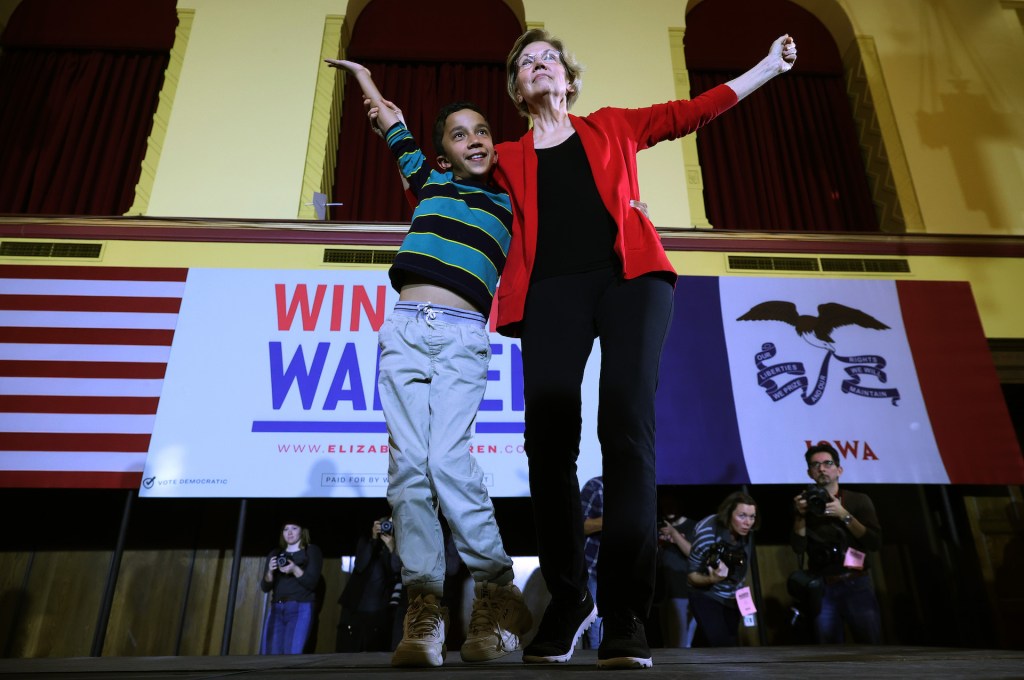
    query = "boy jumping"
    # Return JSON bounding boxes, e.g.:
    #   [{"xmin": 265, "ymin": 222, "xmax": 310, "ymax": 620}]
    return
[{"xmin": 325, "ymin": 58, "xmax": 531, "ymax": 668}]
